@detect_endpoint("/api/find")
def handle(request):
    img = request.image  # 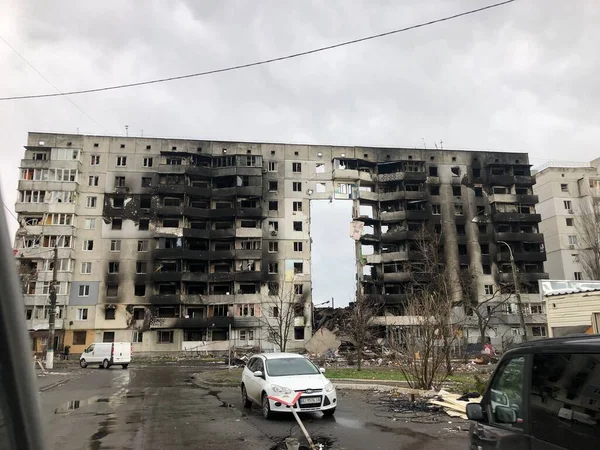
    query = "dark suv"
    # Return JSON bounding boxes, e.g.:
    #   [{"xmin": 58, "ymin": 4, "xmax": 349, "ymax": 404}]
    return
[{"xmin": 466, "ymin": 335, "xmax": 599, "ymax": 449}]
